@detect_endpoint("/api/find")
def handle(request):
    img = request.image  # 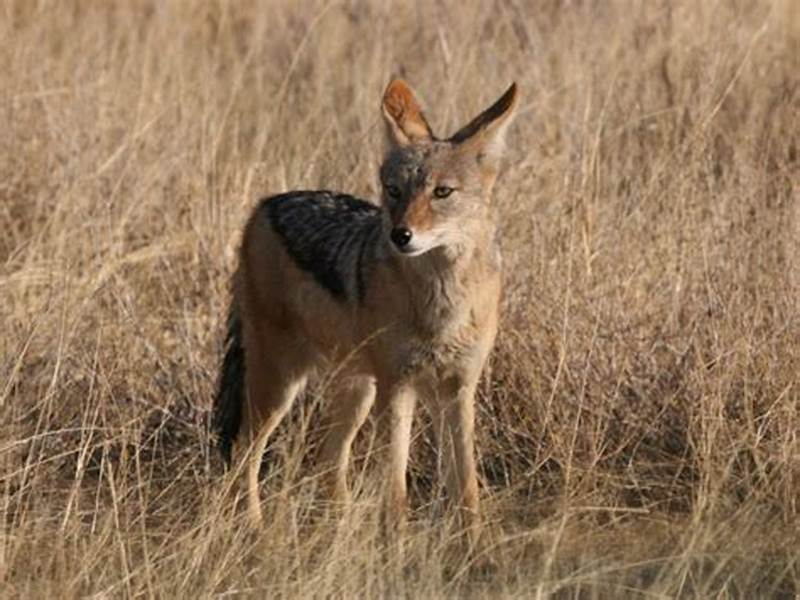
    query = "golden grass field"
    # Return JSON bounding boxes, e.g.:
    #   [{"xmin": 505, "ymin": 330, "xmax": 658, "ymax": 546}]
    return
[{"xmin": 2, "ymin": 0, "xmax": 799, "ymax": 597}]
